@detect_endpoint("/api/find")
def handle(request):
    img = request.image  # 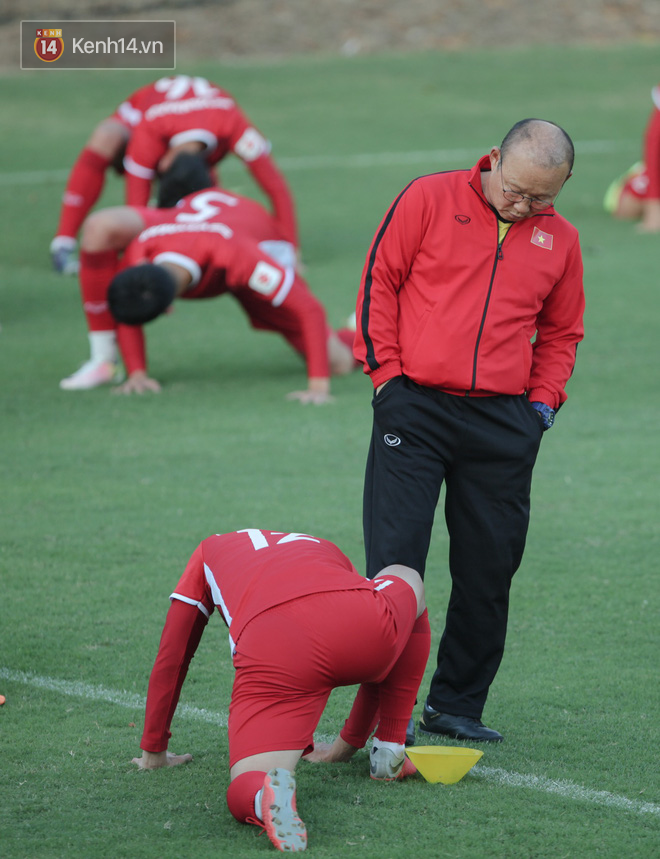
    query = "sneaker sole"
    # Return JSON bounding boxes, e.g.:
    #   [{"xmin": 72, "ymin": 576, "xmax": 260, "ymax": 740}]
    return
[{"xmin": 261, "ymin": 768, "xmax": 307, "ymax": 852}]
